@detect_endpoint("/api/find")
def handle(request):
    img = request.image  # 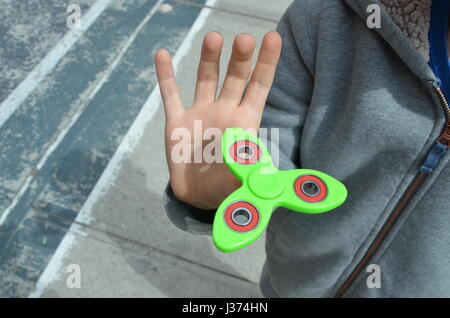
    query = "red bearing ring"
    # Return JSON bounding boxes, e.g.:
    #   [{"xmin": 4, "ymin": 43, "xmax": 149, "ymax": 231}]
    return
[
  {"xmin": 294, "ymin": 175, "xmax": 327, "ymax": 202},
  {"xmin": 224, "ymin": 201, "xmax": 259, "ymax": 232},
  {"xmin": 230, "ymin": 140, "xmax": 261, "ymax": 164}
]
